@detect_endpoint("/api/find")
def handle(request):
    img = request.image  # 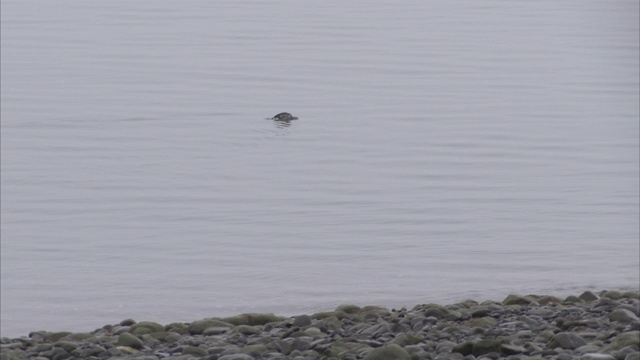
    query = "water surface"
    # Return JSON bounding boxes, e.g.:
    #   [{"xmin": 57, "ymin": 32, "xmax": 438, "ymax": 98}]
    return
[{"xmin": 1, "ymin": 0, "xmax": 639, "ymax": 337}]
